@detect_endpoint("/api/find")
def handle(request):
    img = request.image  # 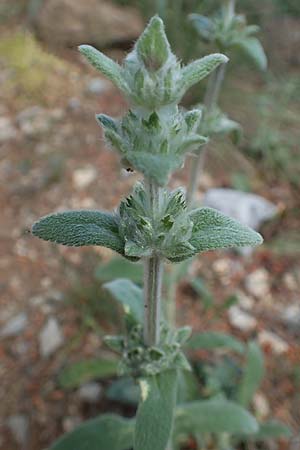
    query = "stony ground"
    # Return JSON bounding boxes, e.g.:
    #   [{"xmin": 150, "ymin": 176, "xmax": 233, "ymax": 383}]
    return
[{"xmin": 0, "ymin": 22, "xmax": 300, "ymax": 450}]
